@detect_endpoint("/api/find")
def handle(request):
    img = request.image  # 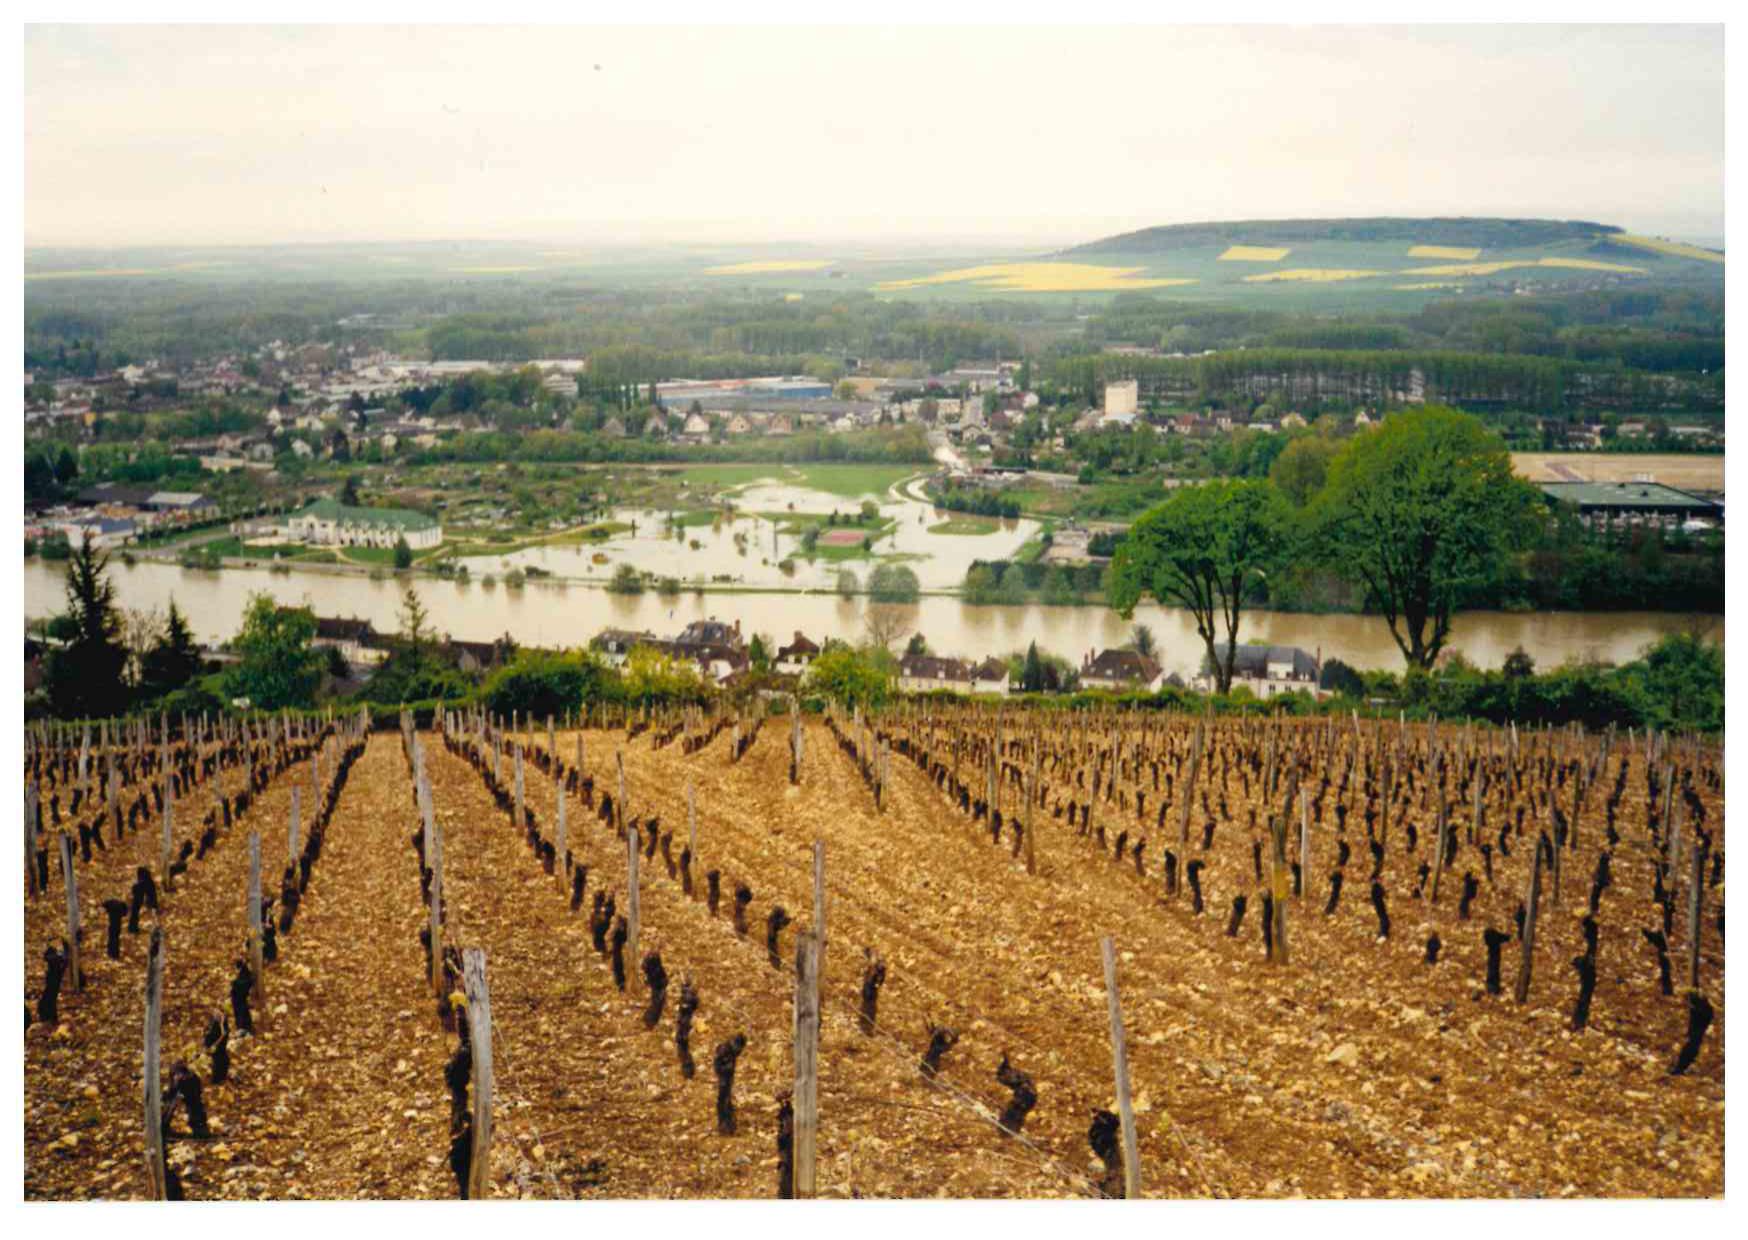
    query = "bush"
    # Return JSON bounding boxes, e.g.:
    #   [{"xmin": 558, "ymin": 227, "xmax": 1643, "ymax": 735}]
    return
[
  {"xmin": 1319, "ymin": 657, "xmax": 1365, "ymax": 697},
  {"xmin": 803, "ymin": 646, "xmax": 893, "ymax": 707},
  {"xmin": 481, "ymin": 651, "xmax": 608, "ymax": 718},
  {"xmin": 867, "ymin": 563, "xmax": 920, "ymax": 603},
  {"xmin": 607, "ymin": 562, "xmax": 644, "ymax": 594}
]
